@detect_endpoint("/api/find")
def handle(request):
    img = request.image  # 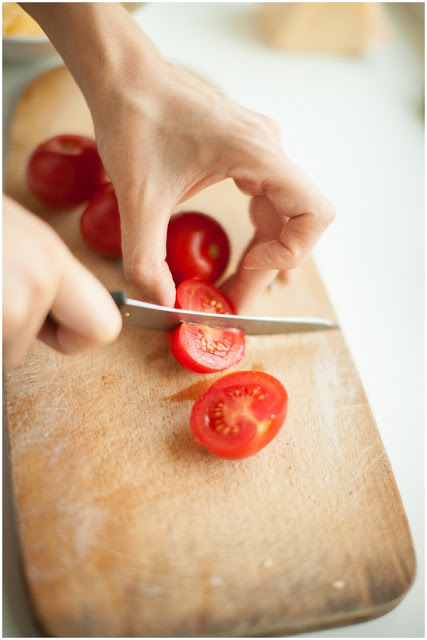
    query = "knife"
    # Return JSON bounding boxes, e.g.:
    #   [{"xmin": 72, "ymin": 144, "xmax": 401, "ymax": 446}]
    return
[{"xmin": 111, "ymin": 291, "xmax": 339, "ymax": 335}]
